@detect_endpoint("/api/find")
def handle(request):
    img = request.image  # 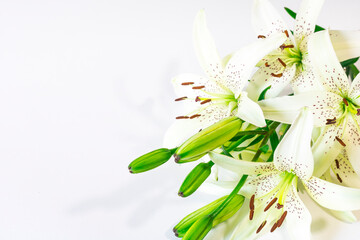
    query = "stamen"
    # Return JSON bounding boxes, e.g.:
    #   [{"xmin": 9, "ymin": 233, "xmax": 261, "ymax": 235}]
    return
[
  {"xmin": 249, "ymin": 209, "xmax": 254, "ymax": 220},
  {"xmin": 175, "ymin": 96, "xmax": 187, "ymax": 101},
  {"xmin": 190, "ymin": 114, "xmax": 201, "ymax": 119},
  {"xmin": 270, "ymin": 222, "xmax": 278, "ymax": 233},
  {"xmin": 280, "ymin": 44, "xmax": 294, "ymax": 50},
  {"xmin": 181, "ymin": 82, "xmax": 194, "ymax": 85},
  {"xmin": 256, "ymin": 221, "xmax": 267, "ymax": 234},
  {"xmin": 271, "ymin": 73, "xmax": 283, "ymax": 78},
  {"xmin": 265, "ymin": 62, "xmax": 270, "ymax": 67},
  {"xmin": 336, "ymin": 173, "xmax": 343, "ymax": 183},
  {"xmin": 335, "ymin": 136, "xmax": 346, "ymax": 147},
  {"xmin": 326, "ymin": 117, "xmax": 337, "ymax": 125},
  {"xmin": 250, "ymin": 194, "xmax": 255, "ymax": 210},
  {"xmin": 192, "ymin": 85, "xmax": 205, "ymax": 89},
  {"xmin": 357, "ymin": 109, "xmax": 360, "ymax": 116},
  {"xmin": 276, "ymin": 203, "xmax": 283, "ymax": 209},
  {"xmin": 258, "ymin": 35, "xmax": 266, "ymax": 39},
  {"xmin": 276, "ymin": 211, "xmax": 287, "ymax": 228},
  {"xmin": 176, "ymin": 116, "xmax": 189, "ymax": 119},
  {"xmin": 335, "ymin": 159, "xmax": 340, "ymax": 169},
  {"xmin": 343, "ymin": 98, "xmax": 349, "ymax": 106},
  {"xmin": 277, "ymin": 58, "xmax": 286, "ymax": 67},
  {"xmin": 284, "ymin": 30, "xmax": 289, "ymax": 38},
  {"xmin": 198, "ymin": 129, "xmax": 202, "ymax": 132},
  {"xmin": 195, "ymin": 96, "xmax": 201, "ymax": 102},
  {"xmin": 264, "ymin": 197, "xmax": 278, "ymax": 212},
  {"xmin": 200, "ymin": 99, "xmax": 211, "ymax": 105}
]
